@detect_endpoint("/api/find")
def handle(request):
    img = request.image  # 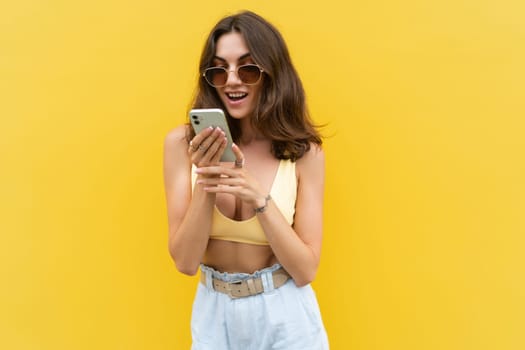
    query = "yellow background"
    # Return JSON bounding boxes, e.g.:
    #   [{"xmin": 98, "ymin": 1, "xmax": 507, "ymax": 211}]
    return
[{"xmin": 1, "ymin": 1, "xmax": 524, "ymax": 349}]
